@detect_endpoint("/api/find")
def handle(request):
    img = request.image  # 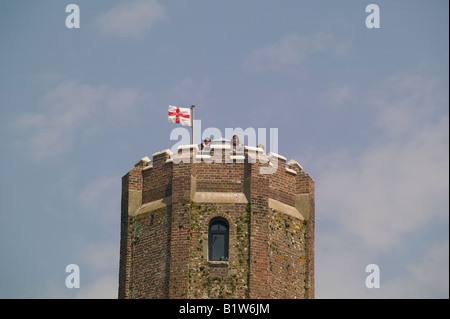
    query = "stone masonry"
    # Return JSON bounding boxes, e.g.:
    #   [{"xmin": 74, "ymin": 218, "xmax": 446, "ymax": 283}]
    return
[{"xmin": 118, "ymin": 143, "xmax": 315, "ymax": 299}]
